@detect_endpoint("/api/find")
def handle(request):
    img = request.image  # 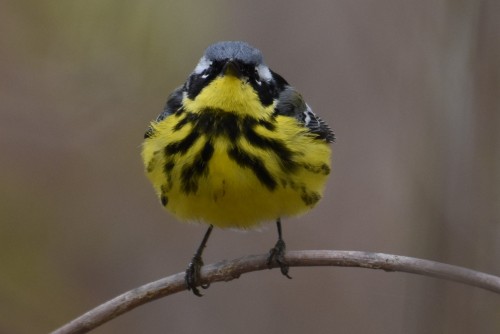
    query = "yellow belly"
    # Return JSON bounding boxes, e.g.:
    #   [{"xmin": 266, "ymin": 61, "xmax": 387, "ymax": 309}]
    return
[{"xmin": 142, "ymin": 114, "xmax": 332, "ymax": 229}]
